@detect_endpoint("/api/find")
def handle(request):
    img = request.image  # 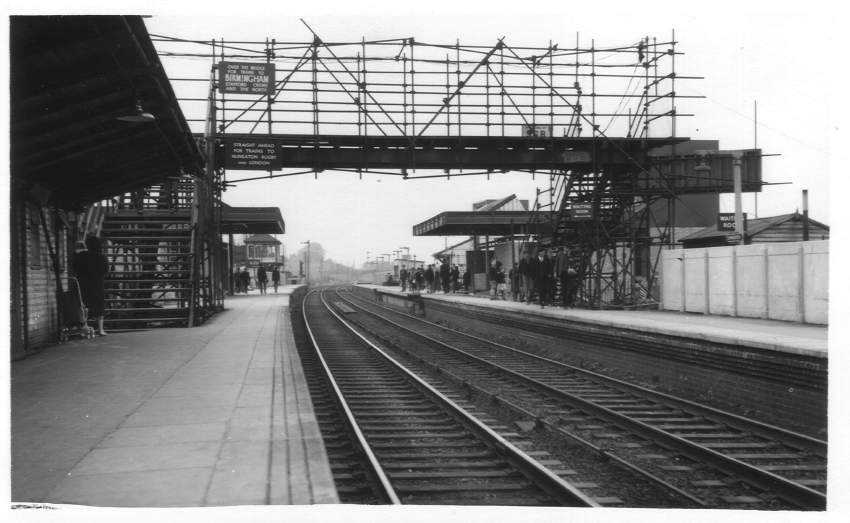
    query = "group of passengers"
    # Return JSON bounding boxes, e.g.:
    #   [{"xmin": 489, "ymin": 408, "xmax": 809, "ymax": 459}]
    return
[
  {"xmin": 233, "ymin": 265, "xmax": 281, "ymax": 294},
  {"xmin": 396, "ymin": 246, "xmax": 579, "ymax": 307},
  {"xmin": 398, "ymin": 259, "xmax": 464, "ymax": 294},
  {"xmin": 512, "ymin": 246, "xmax": 580, "ymax": 308}
]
